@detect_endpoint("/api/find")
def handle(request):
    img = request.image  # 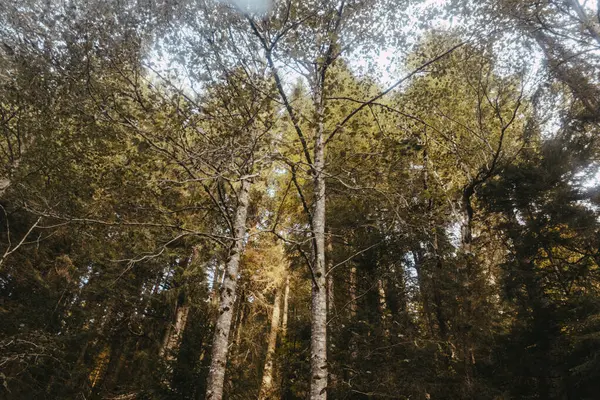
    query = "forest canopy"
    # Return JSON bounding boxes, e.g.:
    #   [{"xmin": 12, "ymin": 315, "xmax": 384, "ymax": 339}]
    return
[{"xmin": 1, "ymin": 0, "xmax": 600, "ymax": 399}]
